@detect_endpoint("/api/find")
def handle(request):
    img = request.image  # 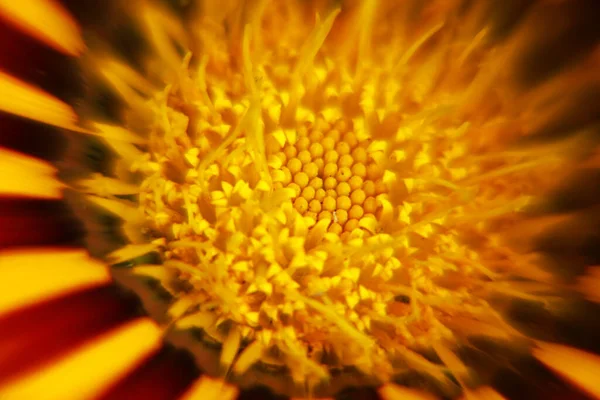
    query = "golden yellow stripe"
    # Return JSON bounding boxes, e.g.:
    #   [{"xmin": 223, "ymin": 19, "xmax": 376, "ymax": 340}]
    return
[
  {"xmin": 534, "ymin": 342, "xmax": 600, "ymax": 400},
  {"xmin": 180, "ymin": 376, "xmax": 238, "ymax": 400},
  {"xmin": 0, "ymin": 0, "xmax": 84, "ymax": 56},
  {"xmin": 460, "ymin": 387, "xmax": 506, "ymax": 400},
  {"xmin": 0, "ymin": 318, "xmax": 162, "ymax": 400},
  {"xmin": 0, "ymin": 147, "xmax": 64, "ymax": 199},
  {"xmin": 379, "ymin": 384, "xmax": 437, "ymax": 400},
  {"xmin": 0, "ymin": 70, "xmax": 82, "ymax": 131},
  {"xmin": 0, "ymin": 249, "xmax": 110, "ymax": 316}
]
